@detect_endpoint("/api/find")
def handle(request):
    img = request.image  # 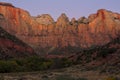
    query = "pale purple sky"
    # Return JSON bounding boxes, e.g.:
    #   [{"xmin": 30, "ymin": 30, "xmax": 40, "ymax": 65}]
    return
[{"xmin": 0, "ymin": 0, "xmax": 120, "ymax": 20}]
